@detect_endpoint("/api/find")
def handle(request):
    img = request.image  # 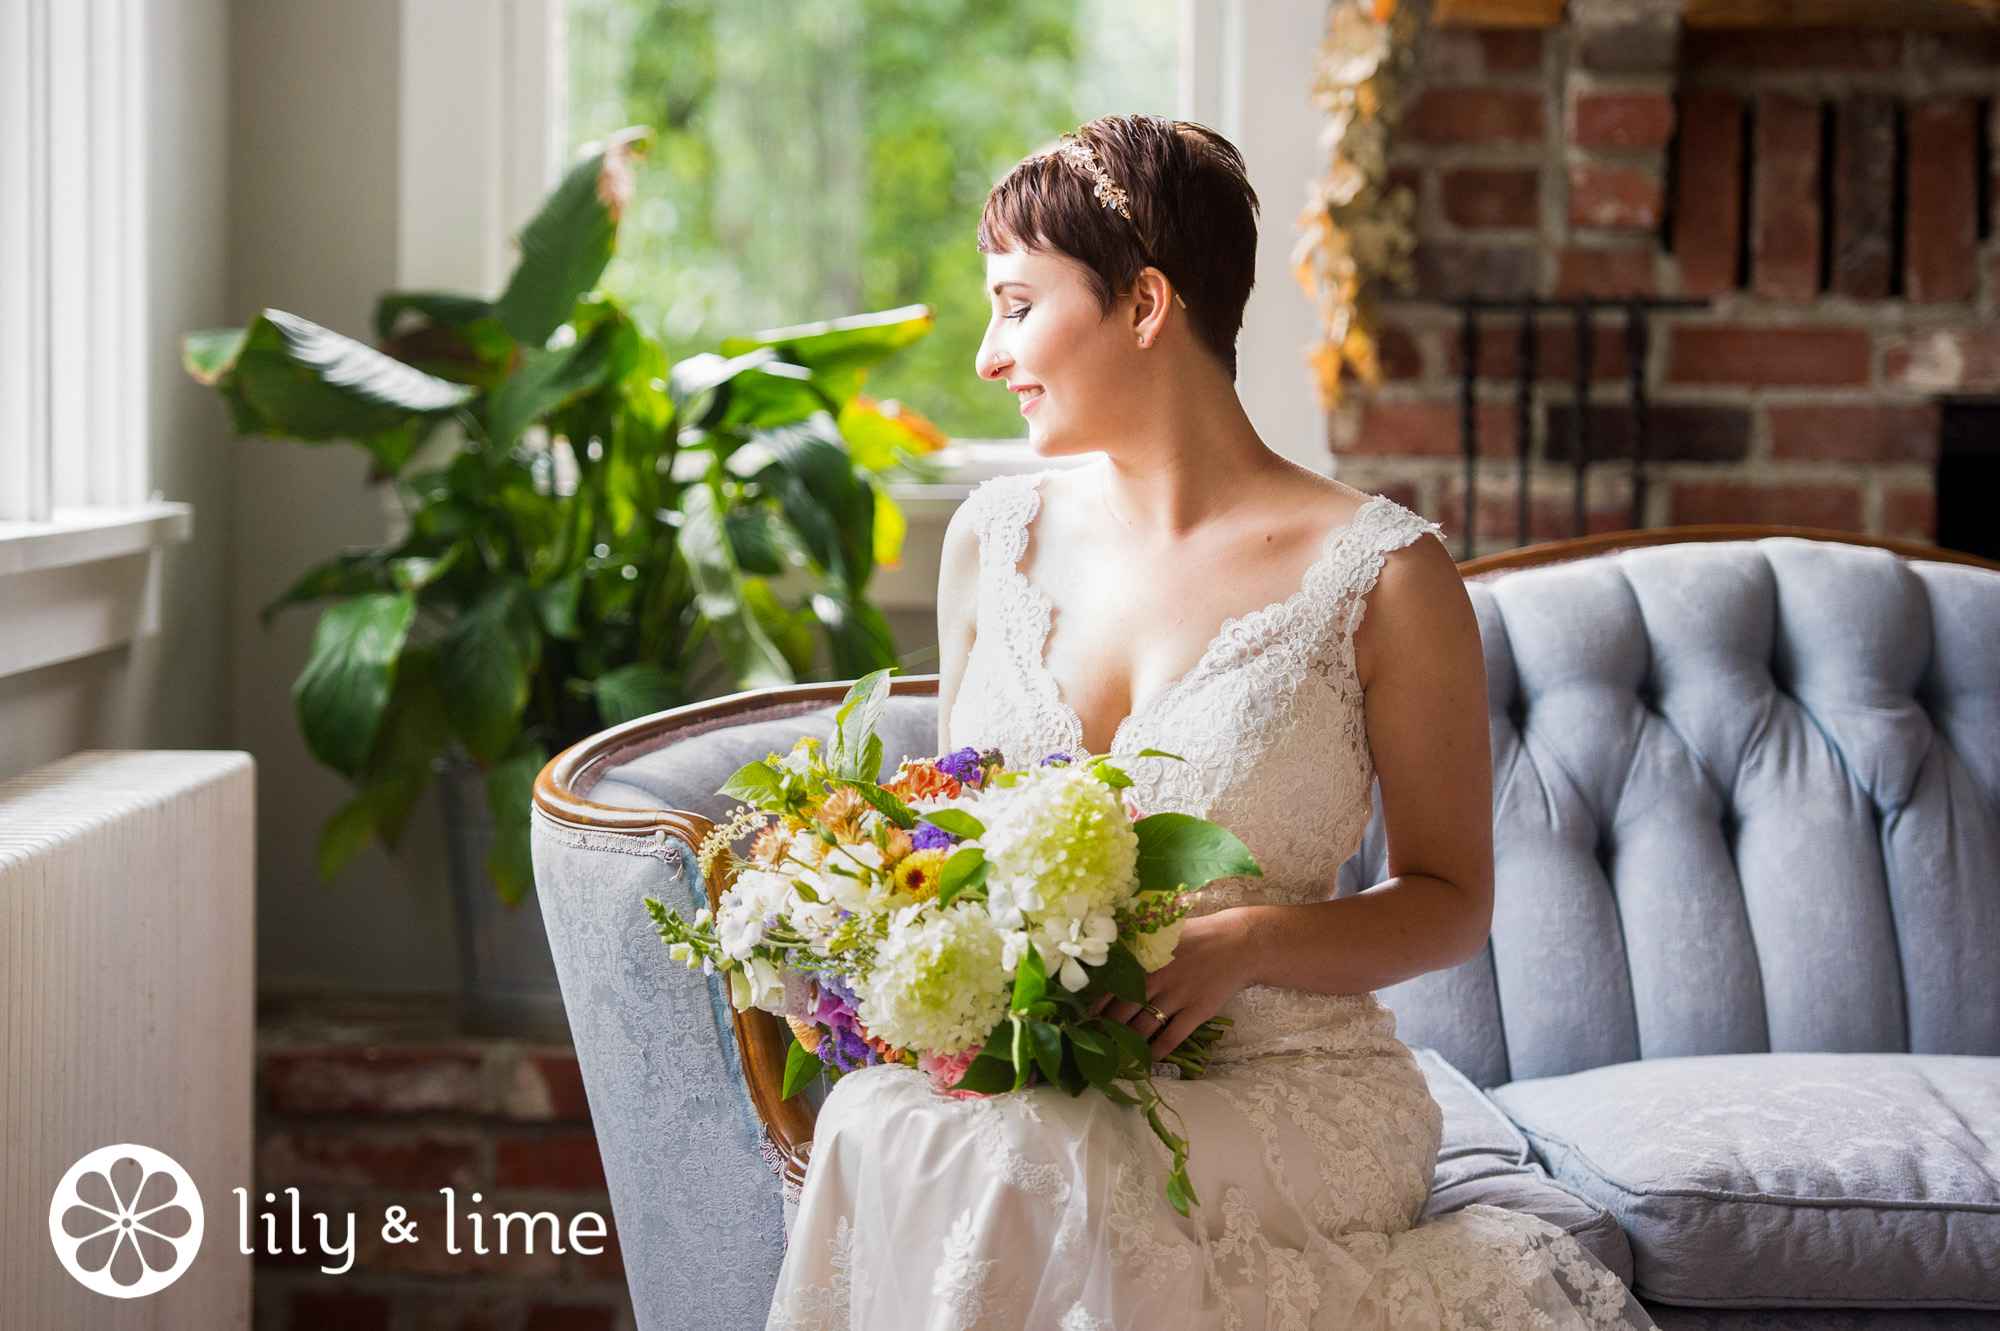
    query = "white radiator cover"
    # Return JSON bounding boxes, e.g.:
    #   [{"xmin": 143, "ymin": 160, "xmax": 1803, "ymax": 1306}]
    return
[{"xmin": 1, "ymin": 749, "xmax": 254, "ymax": 1328}]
